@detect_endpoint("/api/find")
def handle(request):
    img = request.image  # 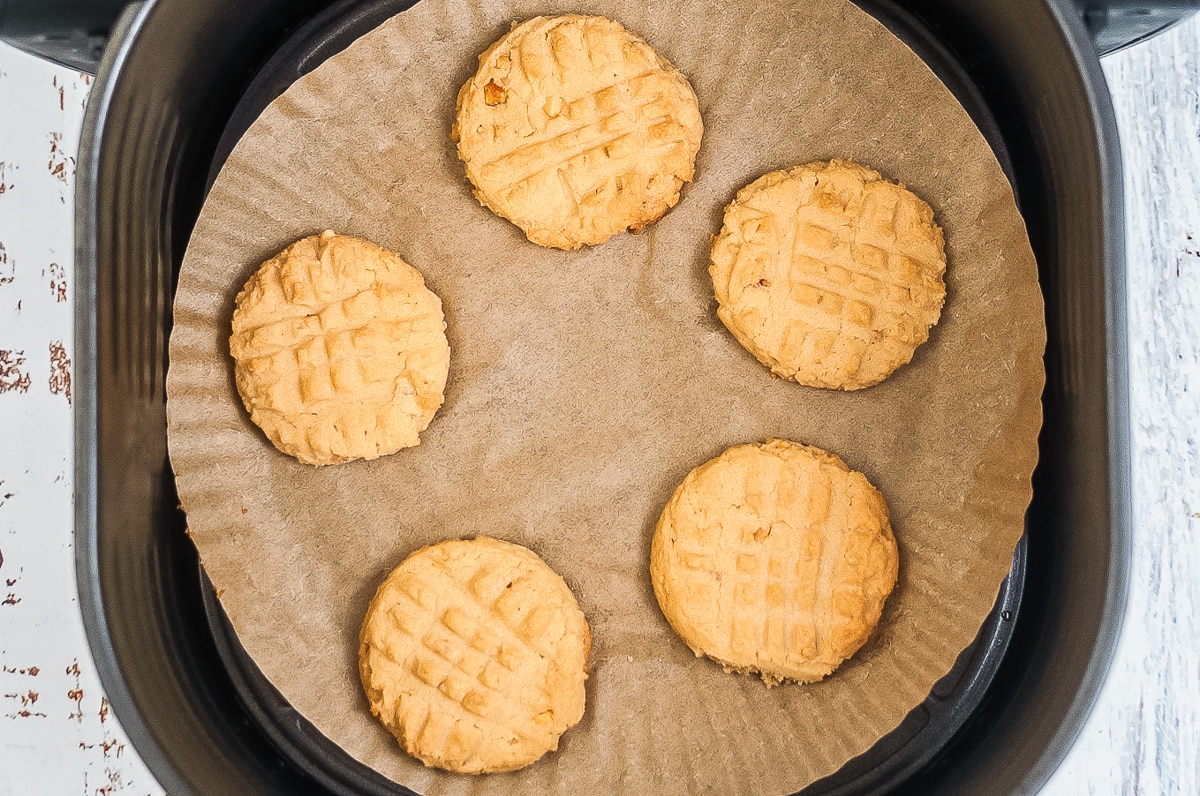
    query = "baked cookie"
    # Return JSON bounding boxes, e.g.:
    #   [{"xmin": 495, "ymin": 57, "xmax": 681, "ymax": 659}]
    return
[
  {"xmin": 359, "ymin": 537, "xmax": 591, "ymax": 774},
  {"xmin": 710, "ymin": 159, "xmax": 946, "ymax": 390},
  {"xmin": 650, "ymin": 439, "xmax": 898, "ymax": 685},
  {"xmin": 230, "ymin": 230, "xmax": 449, "ymax": 466},
  {"xmin": 453, "ymin": 14, "xmax": 703, "ymax": 249}
]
